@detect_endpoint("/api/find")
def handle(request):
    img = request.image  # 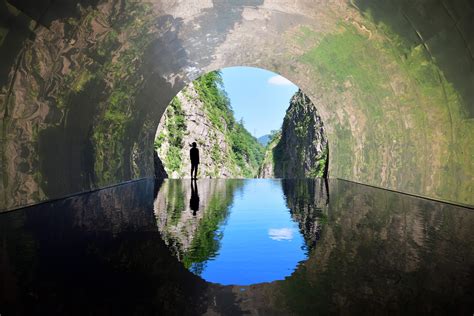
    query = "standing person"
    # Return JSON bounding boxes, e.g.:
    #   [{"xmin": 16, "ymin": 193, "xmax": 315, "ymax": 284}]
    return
[{"xmin": 190, "ymin": 142, "xmax": 200, "ymax": 179}]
